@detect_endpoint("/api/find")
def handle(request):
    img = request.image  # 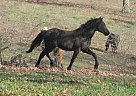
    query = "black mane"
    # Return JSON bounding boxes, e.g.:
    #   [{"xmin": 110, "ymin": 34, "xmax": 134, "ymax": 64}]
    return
[{"xmin": 74, "ymin": 18, "xmax": 101, "ymax": 35}]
